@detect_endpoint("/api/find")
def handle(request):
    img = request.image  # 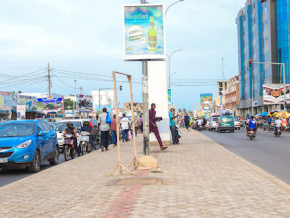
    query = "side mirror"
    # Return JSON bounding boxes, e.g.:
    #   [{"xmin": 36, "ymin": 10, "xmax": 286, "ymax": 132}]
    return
[
  {"xmin": 77, "ymin": 127, "xmax": 81, "ymax": 130},
  {"xmin": 38, "ymin": 130, "xmax": 48, "ymax": 136}
]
